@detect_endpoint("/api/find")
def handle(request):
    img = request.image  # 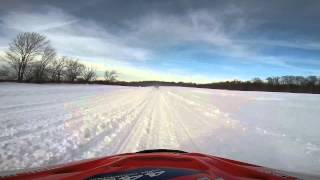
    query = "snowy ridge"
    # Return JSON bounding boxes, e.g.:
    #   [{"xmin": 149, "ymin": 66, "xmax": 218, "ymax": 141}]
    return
[{"xmin": 0, "ymin": 83, "xmax": 320, "ymax": 176}]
